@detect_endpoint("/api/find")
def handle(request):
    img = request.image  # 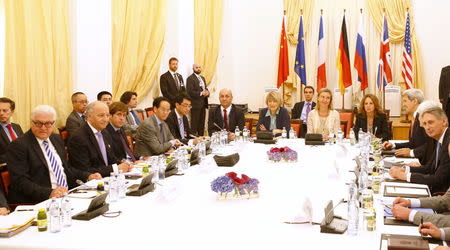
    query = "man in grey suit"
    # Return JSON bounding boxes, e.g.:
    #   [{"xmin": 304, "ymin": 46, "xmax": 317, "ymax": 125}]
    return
[
  {"xmin": 120, "ymin": 91, "xmax": 141, "ymax": 137},
  {"xmin": 134, "ymin": 97, "xmax": 181, "ymax": 156},
  {"xmin": 65, "ymin": 92, "xmax": 88, "ymax": 137}
]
